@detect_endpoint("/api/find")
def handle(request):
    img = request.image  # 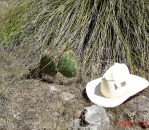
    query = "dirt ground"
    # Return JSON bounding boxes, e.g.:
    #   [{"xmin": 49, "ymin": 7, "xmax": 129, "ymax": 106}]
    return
[
  {"xmin": 0, "ymin": 75, "xmax": 89, "ymax": 130},
  {"xmin": 0, "ymin": 72, "xmax": 149, "ymax": 130}
]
